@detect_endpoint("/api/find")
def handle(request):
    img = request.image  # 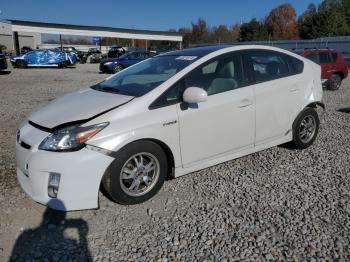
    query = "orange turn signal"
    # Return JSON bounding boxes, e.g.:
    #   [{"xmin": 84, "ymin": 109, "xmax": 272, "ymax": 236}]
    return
[{"xmin": 75, "ymin": 128, "xmax": 103, "ymax": 144}]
